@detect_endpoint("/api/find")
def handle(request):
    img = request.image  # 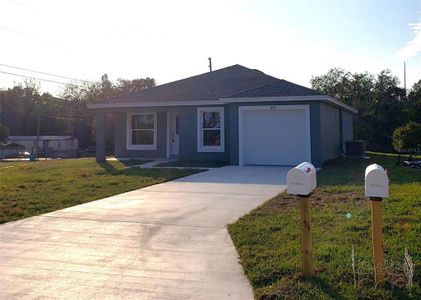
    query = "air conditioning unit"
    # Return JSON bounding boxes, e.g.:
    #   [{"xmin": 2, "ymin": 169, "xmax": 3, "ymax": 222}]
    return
[{"xmin": 346, "ymin": 140, "xmax": 365, "ymax": 157}]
